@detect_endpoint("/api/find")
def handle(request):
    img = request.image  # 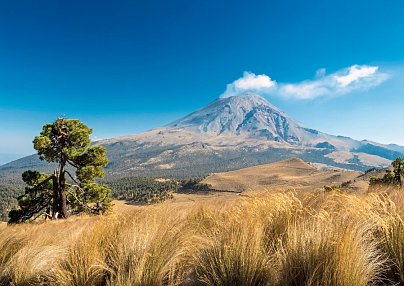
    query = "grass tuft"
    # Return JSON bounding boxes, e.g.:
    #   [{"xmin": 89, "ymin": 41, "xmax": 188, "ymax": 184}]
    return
[{"xmin": 1, "ymin": 189, "xmax": 404, "ymax": 285}]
